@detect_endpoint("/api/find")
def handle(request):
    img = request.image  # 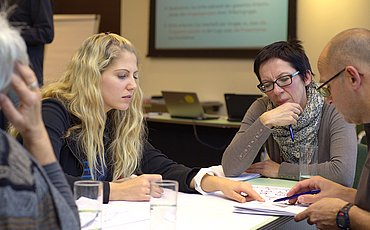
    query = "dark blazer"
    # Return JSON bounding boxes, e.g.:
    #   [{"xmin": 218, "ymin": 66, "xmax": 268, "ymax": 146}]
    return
[
  {"xmin": 42, "ymin": 98, "xmax": 200, "ymax": 203},
  {"xmin": 7, "ymin": 0, "xmax": 54, "ymax": 85}
]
